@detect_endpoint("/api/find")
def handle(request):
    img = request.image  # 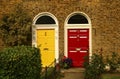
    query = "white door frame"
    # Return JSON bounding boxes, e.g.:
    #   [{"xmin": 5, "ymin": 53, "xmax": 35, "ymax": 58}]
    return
[
  {"xmin": 32, "ymin": 12, "xmax": 59, "ymax": 63},
  {"xmin": 64, "ymin": 12, "xmax": 92, "ymax": 59}
]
